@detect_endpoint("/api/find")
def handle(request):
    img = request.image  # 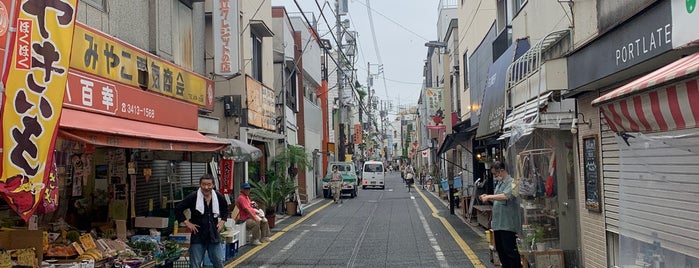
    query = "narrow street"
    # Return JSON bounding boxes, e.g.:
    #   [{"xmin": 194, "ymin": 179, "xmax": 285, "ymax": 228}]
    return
[{"xmin": 229, "ymin": 171, "xmax": 496, "ymax": 268}]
